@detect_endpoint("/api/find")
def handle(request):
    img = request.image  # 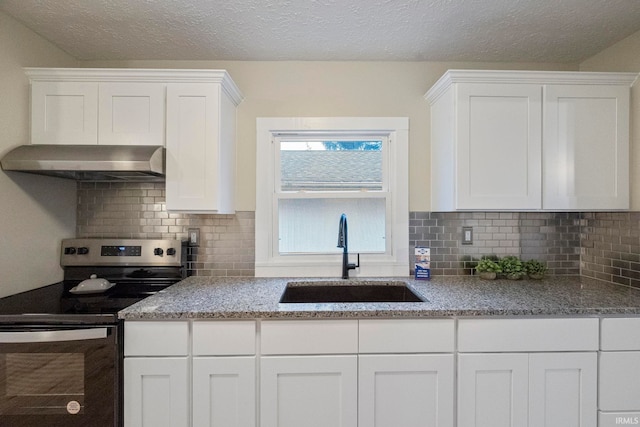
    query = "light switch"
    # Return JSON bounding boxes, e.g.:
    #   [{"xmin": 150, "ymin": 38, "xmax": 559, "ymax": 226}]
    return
[
  {"xmin": 188, "ymin": 228, "xmax": 200, "ymax": 246},
  {"xmin": 462, "ymin": 226, "xmax": 473, "ymax": 245}
]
